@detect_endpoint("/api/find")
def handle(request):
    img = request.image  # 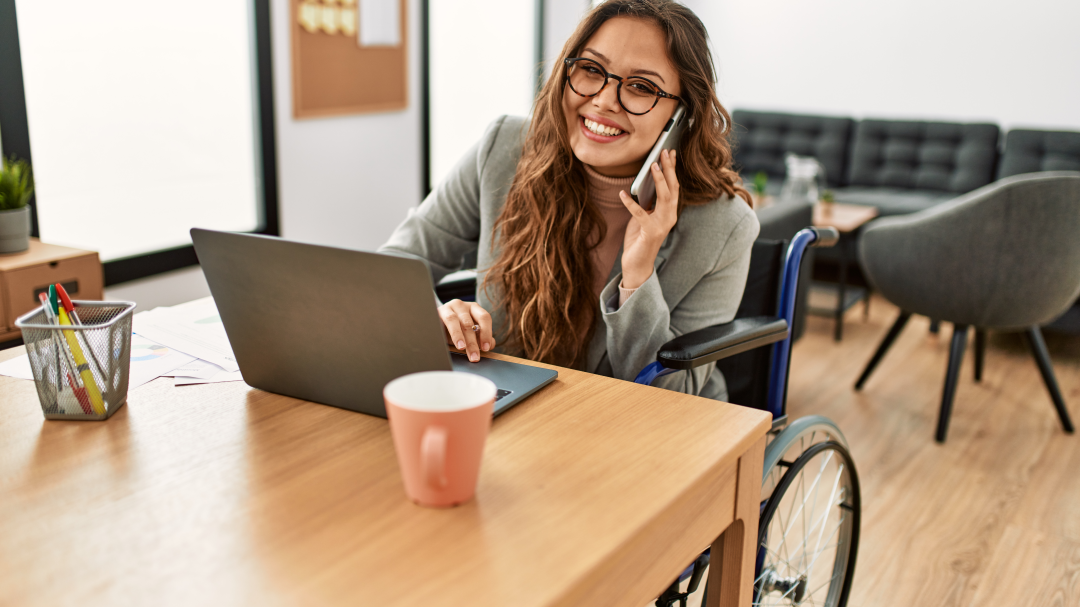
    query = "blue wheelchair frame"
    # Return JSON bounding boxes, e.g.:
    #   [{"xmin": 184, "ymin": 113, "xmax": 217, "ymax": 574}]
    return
[{"xmin": 633, "ymin": 227, "xmax": 833, "ymax": 424}]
